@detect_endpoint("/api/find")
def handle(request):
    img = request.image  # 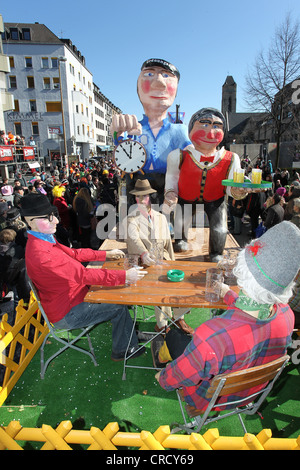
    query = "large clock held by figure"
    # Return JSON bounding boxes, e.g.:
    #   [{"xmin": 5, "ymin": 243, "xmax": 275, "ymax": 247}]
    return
[{"xmin": 113, "ymin": 139, "xmax": 147, "ymax": 174}]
